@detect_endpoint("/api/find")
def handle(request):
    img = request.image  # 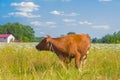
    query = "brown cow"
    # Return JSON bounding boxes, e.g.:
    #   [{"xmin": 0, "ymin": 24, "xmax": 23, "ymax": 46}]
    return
[{"xmin": 36, "ymin": 34, "xmax": 91, "ymax": 70}]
